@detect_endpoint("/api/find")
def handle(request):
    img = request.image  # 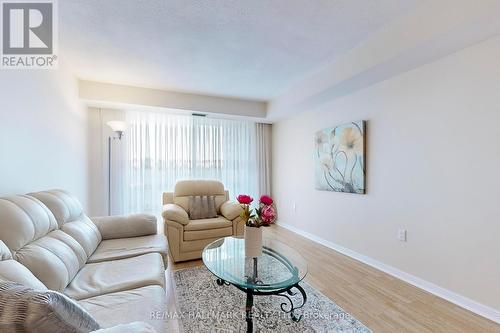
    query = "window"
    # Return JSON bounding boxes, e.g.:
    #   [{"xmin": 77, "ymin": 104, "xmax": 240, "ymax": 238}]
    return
[{"xmin": 118, "ymin": 111, "xmax": 258, "ymax": 214}]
